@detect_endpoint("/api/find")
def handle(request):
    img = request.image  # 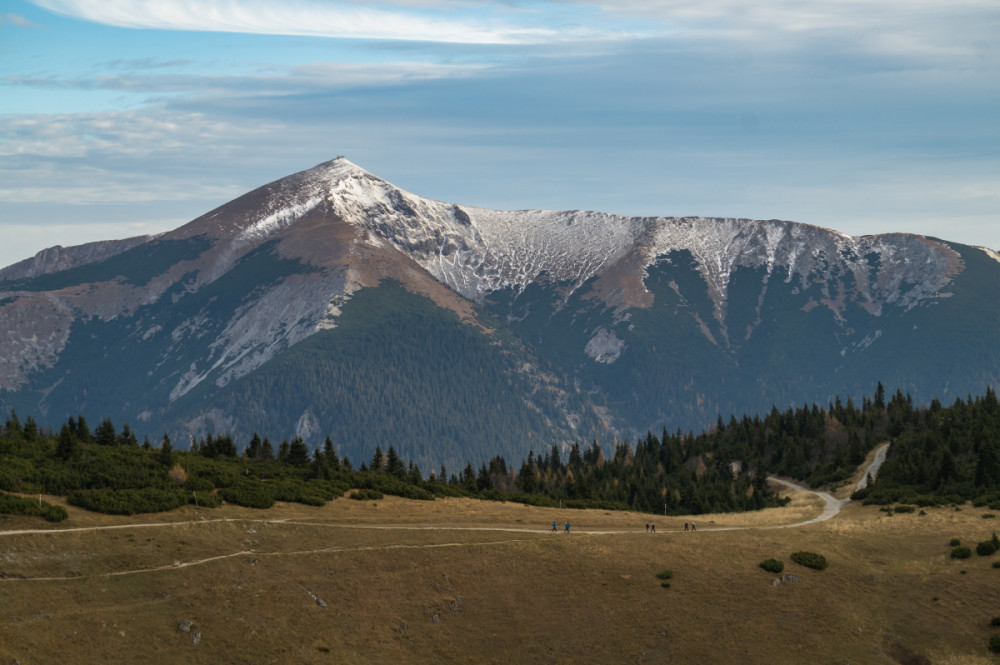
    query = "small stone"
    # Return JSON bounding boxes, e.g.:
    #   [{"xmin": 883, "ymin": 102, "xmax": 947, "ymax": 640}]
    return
[
  {"xmin": 191, "ymin": 631, "xmax": 201, "ymax": 645},
  {"xmin": 430, "ymin": 614, "xmax": 440, "ymax": 624},
  {"xmin": 178, "ymin": 619, "xmax": 193, "ymax": 632}
]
